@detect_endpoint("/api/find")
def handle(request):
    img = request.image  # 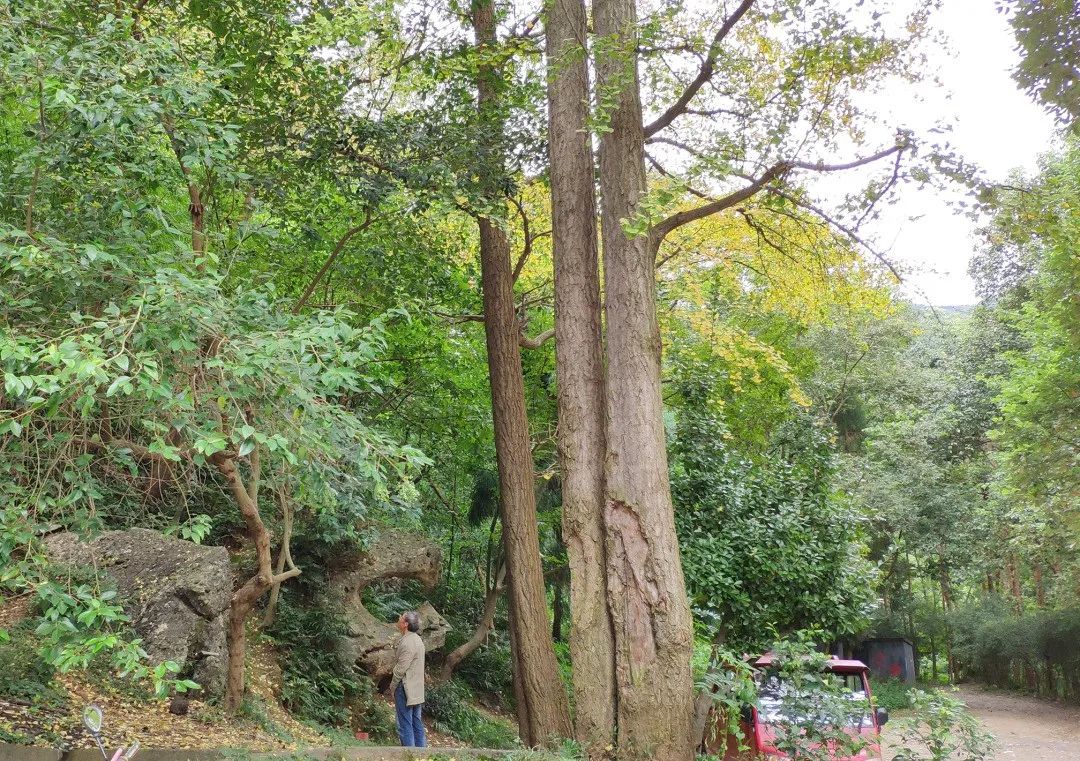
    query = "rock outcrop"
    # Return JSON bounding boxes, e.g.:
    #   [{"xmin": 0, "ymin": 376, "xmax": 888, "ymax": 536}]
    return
[
  {"xmin": 45, "ymin": 528, "xmax": 231, "ymax": 695},
  {"xmin": 329, "ymin": 529, "xmax": 450, "ymax": 680}
]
